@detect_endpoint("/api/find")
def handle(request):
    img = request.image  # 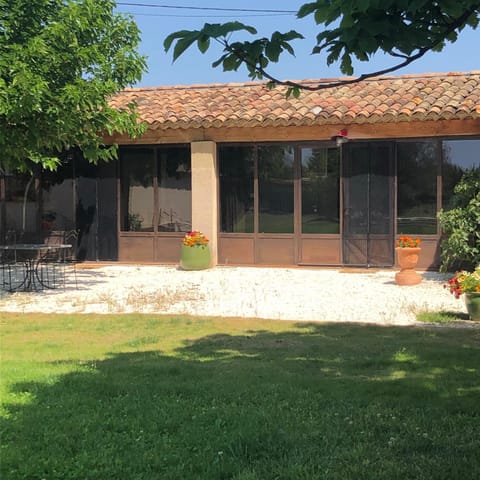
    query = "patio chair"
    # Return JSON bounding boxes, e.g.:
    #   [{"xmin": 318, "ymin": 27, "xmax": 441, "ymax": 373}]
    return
[
  {"xmin": 63, "ymin": 229, "xmax": 79, "ymax": 288},
  {"xmin": 37, "ymin": 230, "xmax": 67, "ymax": 289}
]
